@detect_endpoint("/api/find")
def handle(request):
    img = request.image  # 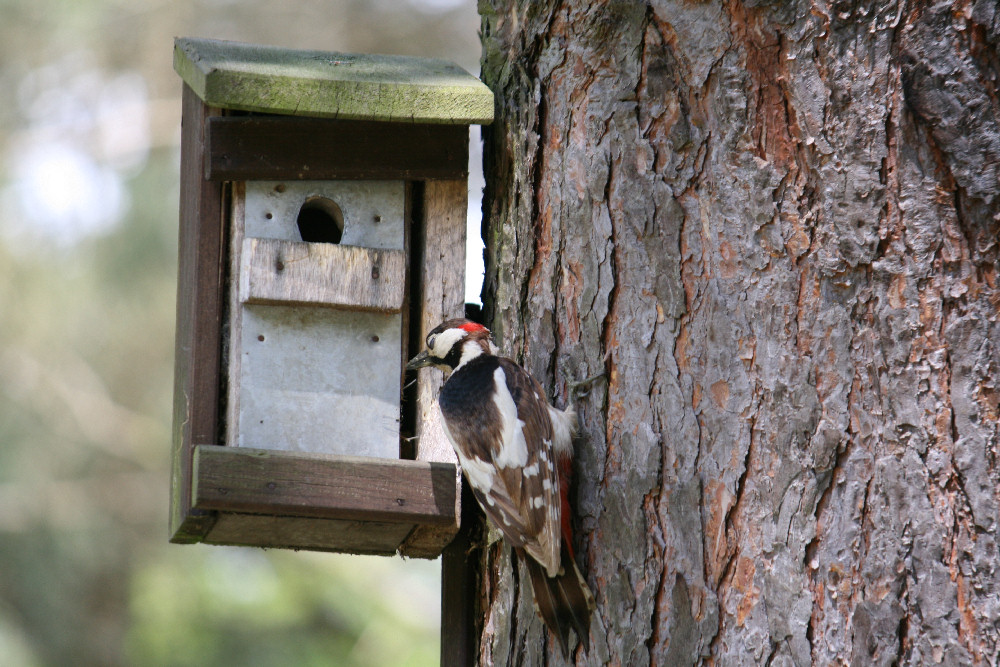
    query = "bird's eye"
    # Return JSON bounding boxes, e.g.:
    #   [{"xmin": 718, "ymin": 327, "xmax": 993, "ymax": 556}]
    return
[{"xmin": 427, "ymin": 335, "xmax": 437, "ymax": 350}]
